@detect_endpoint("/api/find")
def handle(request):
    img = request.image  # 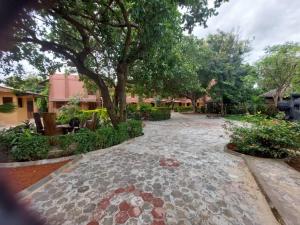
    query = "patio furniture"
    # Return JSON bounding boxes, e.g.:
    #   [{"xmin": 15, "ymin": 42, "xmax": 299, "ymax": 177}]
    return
[
  {"xmin": 42, "ymin": 112, "xmax": 65, "ymax": 136},
  {"xmin": 33, "ymin": 112, "xmax": 44, "ymax": 134},
  {"xmin": 69, "ymin": 117, "xmax": 80, "ymax": 132}
]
